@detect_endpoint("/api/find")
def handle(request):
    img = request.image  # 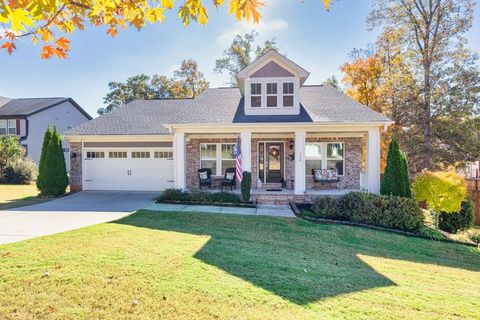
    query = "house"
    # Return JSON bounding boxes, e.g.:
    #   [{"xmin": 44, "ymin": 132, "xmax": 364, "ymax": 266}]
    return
[
  {"xmin": 65, "ymin": 50, "xmax": 392, "ymax": 203},
  {"xmin": 0, "ymin": 97, "xmax": 92, "ymax": 171}
]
